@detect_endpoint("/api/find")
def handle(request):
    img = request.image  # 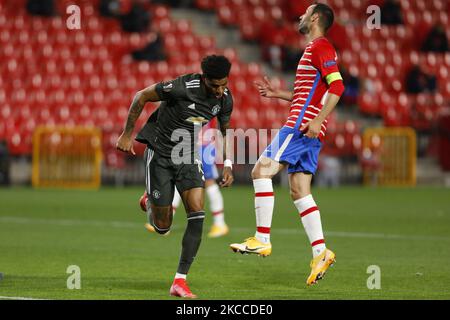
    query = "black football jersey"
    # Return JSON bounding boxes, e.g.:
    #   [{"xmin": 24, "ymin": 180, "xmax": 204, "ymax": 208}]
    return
[{"xmin": 136, "ymin": 73, "xmax": 233, "ymax": 158}]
